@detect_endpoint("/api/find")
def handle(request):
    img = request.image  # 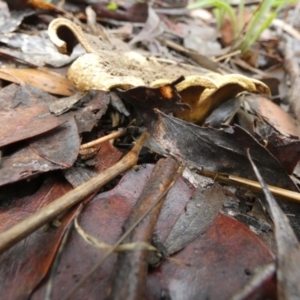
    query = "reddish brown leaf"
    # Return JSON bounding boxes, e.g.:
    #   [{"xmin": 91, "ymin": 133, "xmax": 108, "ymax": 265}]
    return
[
  {"xmin": 63, "ymin": 140, "xmax": 123, "ymax": 187},
  {"xmin": 31, "ymin": 164, "xmax": 274, "ymax": 300},
  {"xmin": 0, "ymin": 177, "xmax": 76, "ymax": 300},
  {"xmin": 246, "ymin": 95, "xmax": 300, "ymax": 137},
  {"xmin": 93, "ymin": 140, "xmax": 123, "ymax": 173},
  {"xmin": 0, "ymin": 106, "xmax": 64, "ymax": 147},
  {"xmin": 109, "ymin": 157, "xmax": 180, "ymax": 300},
  {"xmin": 265, "ymin": 133, "xmax": 300, "ymax": 174},
  {"xmin": 147, "ymin": 213, "xmax": 275, "ymax": 300},
  {"xmin": 31, "ymin": 164, "xmax": 191, "ymax": 299}
]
